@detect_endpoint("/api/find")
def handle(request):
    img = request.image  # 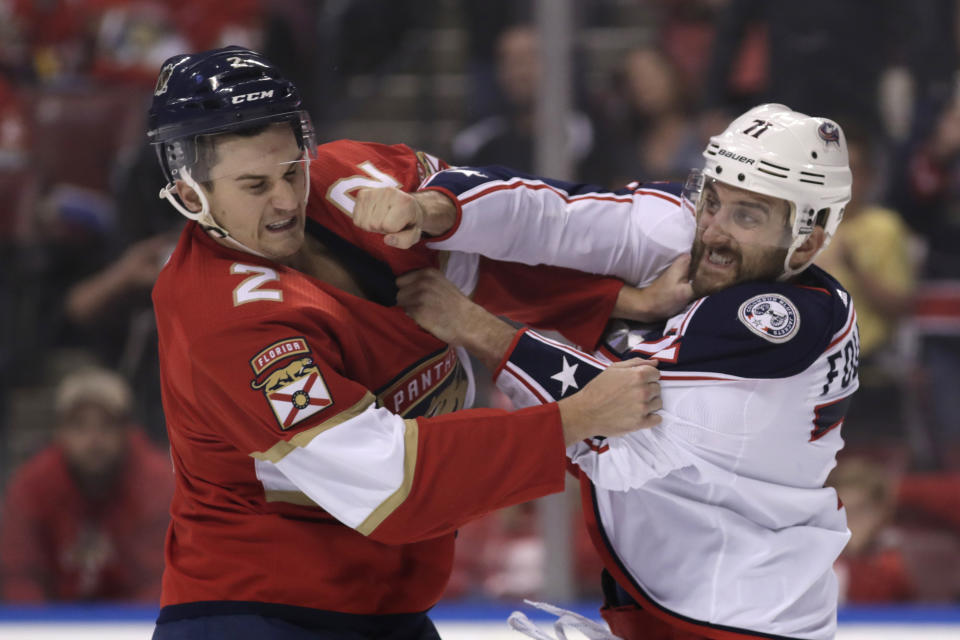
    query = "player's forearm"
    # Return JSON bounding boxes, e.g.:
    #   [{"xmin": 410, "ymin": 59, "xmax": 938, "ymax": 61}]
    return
[
  {"xmin": 412, "ymin": 190, "xmax": 457, "ymax": 237},
  {"xmin": 614, "ymin": 284, "xmax": 663, "ymax": 323},
  {"xmin": 423, "ymin": 169, "xmax": 694, "ymax": 290},
  {"xmin": 64, "ymin": 264, "xmax": 135, "ymax": 324},
  {"xmin": 369, "ymin": 403, "xmax": 567, "ymax": 544},
  {"xmin": 845, "ymin": 267, "xmax": 914, "ymax": 318},
  {"xmin": 451, "ymin": 308, "xmax": 517, "ymax": 372}
]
